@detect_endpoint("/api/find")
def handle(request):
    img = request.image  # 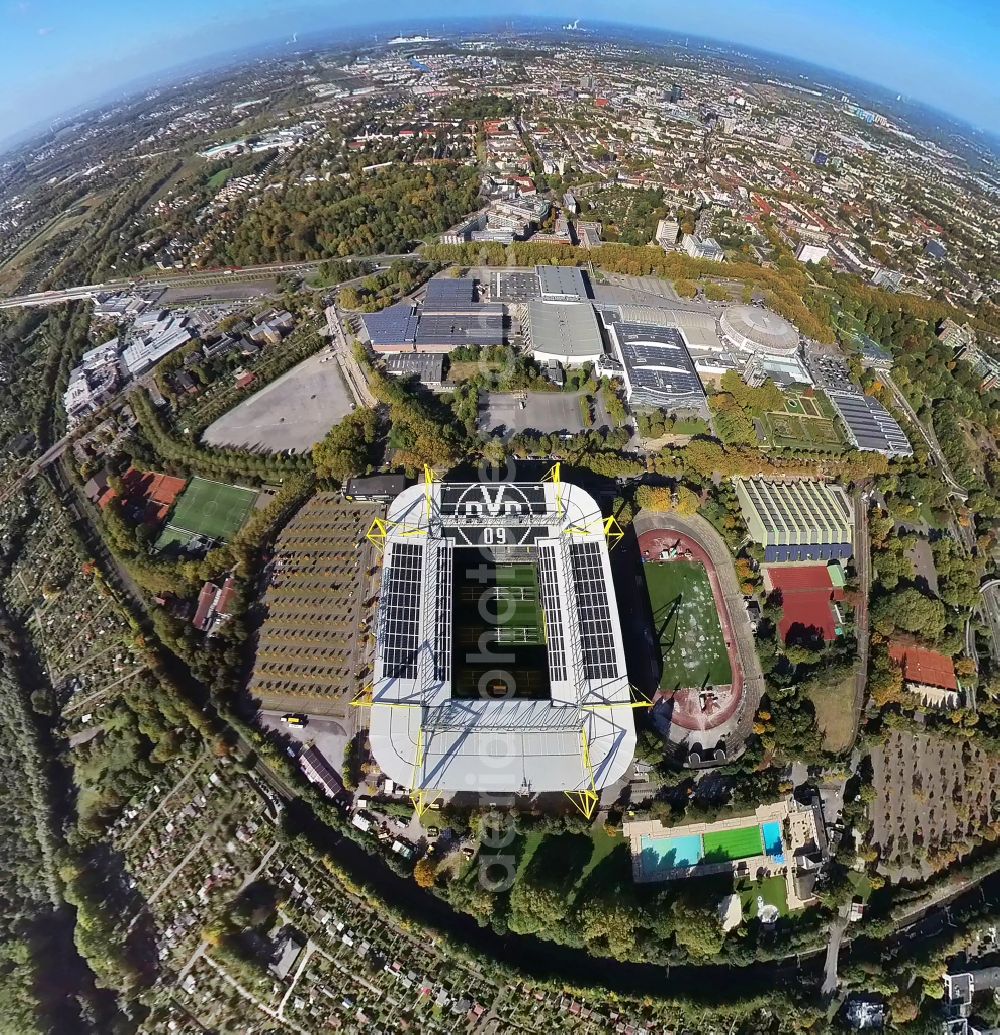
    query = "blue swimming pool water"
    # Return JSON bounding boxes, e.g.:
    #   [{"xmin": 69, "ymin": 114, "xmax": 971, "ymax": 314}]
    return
[
  {"xmin": 640, "ymin": 833, "xmax": 704, "ymax": 873},
  {"xmin": 762, "ymin": 821, "xmax": 784, "ymax": 862}
]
